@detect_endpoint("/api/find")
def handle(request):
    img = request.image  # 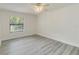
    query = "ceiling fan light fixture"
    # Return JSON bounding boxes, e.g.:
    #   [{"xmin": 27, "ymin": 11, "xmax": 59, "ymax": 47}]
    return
[{"xmin": 33, "ymin": 3, "xmax": 48, "ymax": 13}]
